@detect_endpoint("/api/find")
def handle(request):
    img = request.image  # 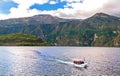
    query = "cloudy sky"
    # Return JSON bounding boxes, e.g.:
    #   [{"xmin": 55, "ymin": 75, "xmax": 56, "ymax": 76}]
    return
[{"xmin": 0, "ymin": 0, "xmax": 120, "ymax": 20}]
